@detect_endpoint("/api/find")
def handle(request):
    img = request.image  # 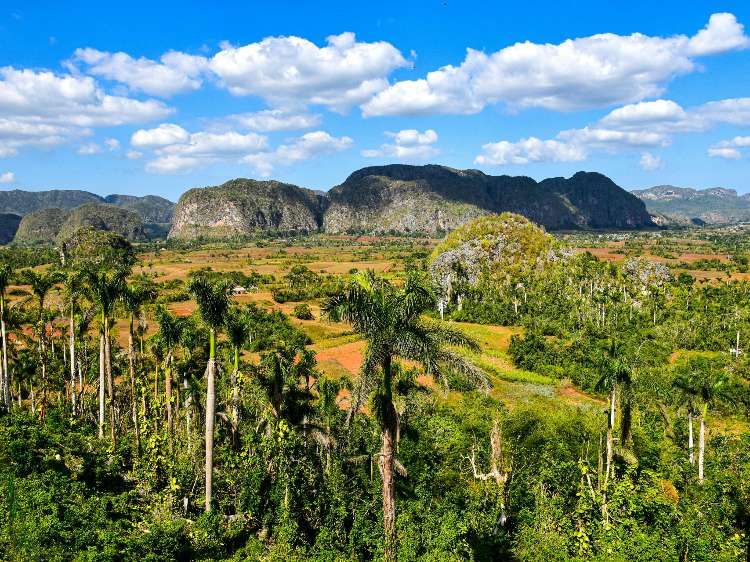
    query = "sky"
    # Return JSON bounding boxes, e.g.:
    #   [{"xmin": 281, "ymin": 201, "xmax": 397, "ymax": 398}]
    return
[{"xmin": 0, "ymin": 0, "xmax": 749, "ymax": 200}]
